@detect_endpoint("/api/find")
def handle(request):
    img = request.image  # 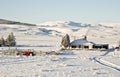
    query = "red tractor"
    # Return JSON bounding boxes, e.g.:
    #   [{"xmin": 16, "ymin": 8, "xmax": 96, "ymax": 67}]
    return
[{"xmin": 16, "ymin": 49, "xmax": 35, "ymax": 56}]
